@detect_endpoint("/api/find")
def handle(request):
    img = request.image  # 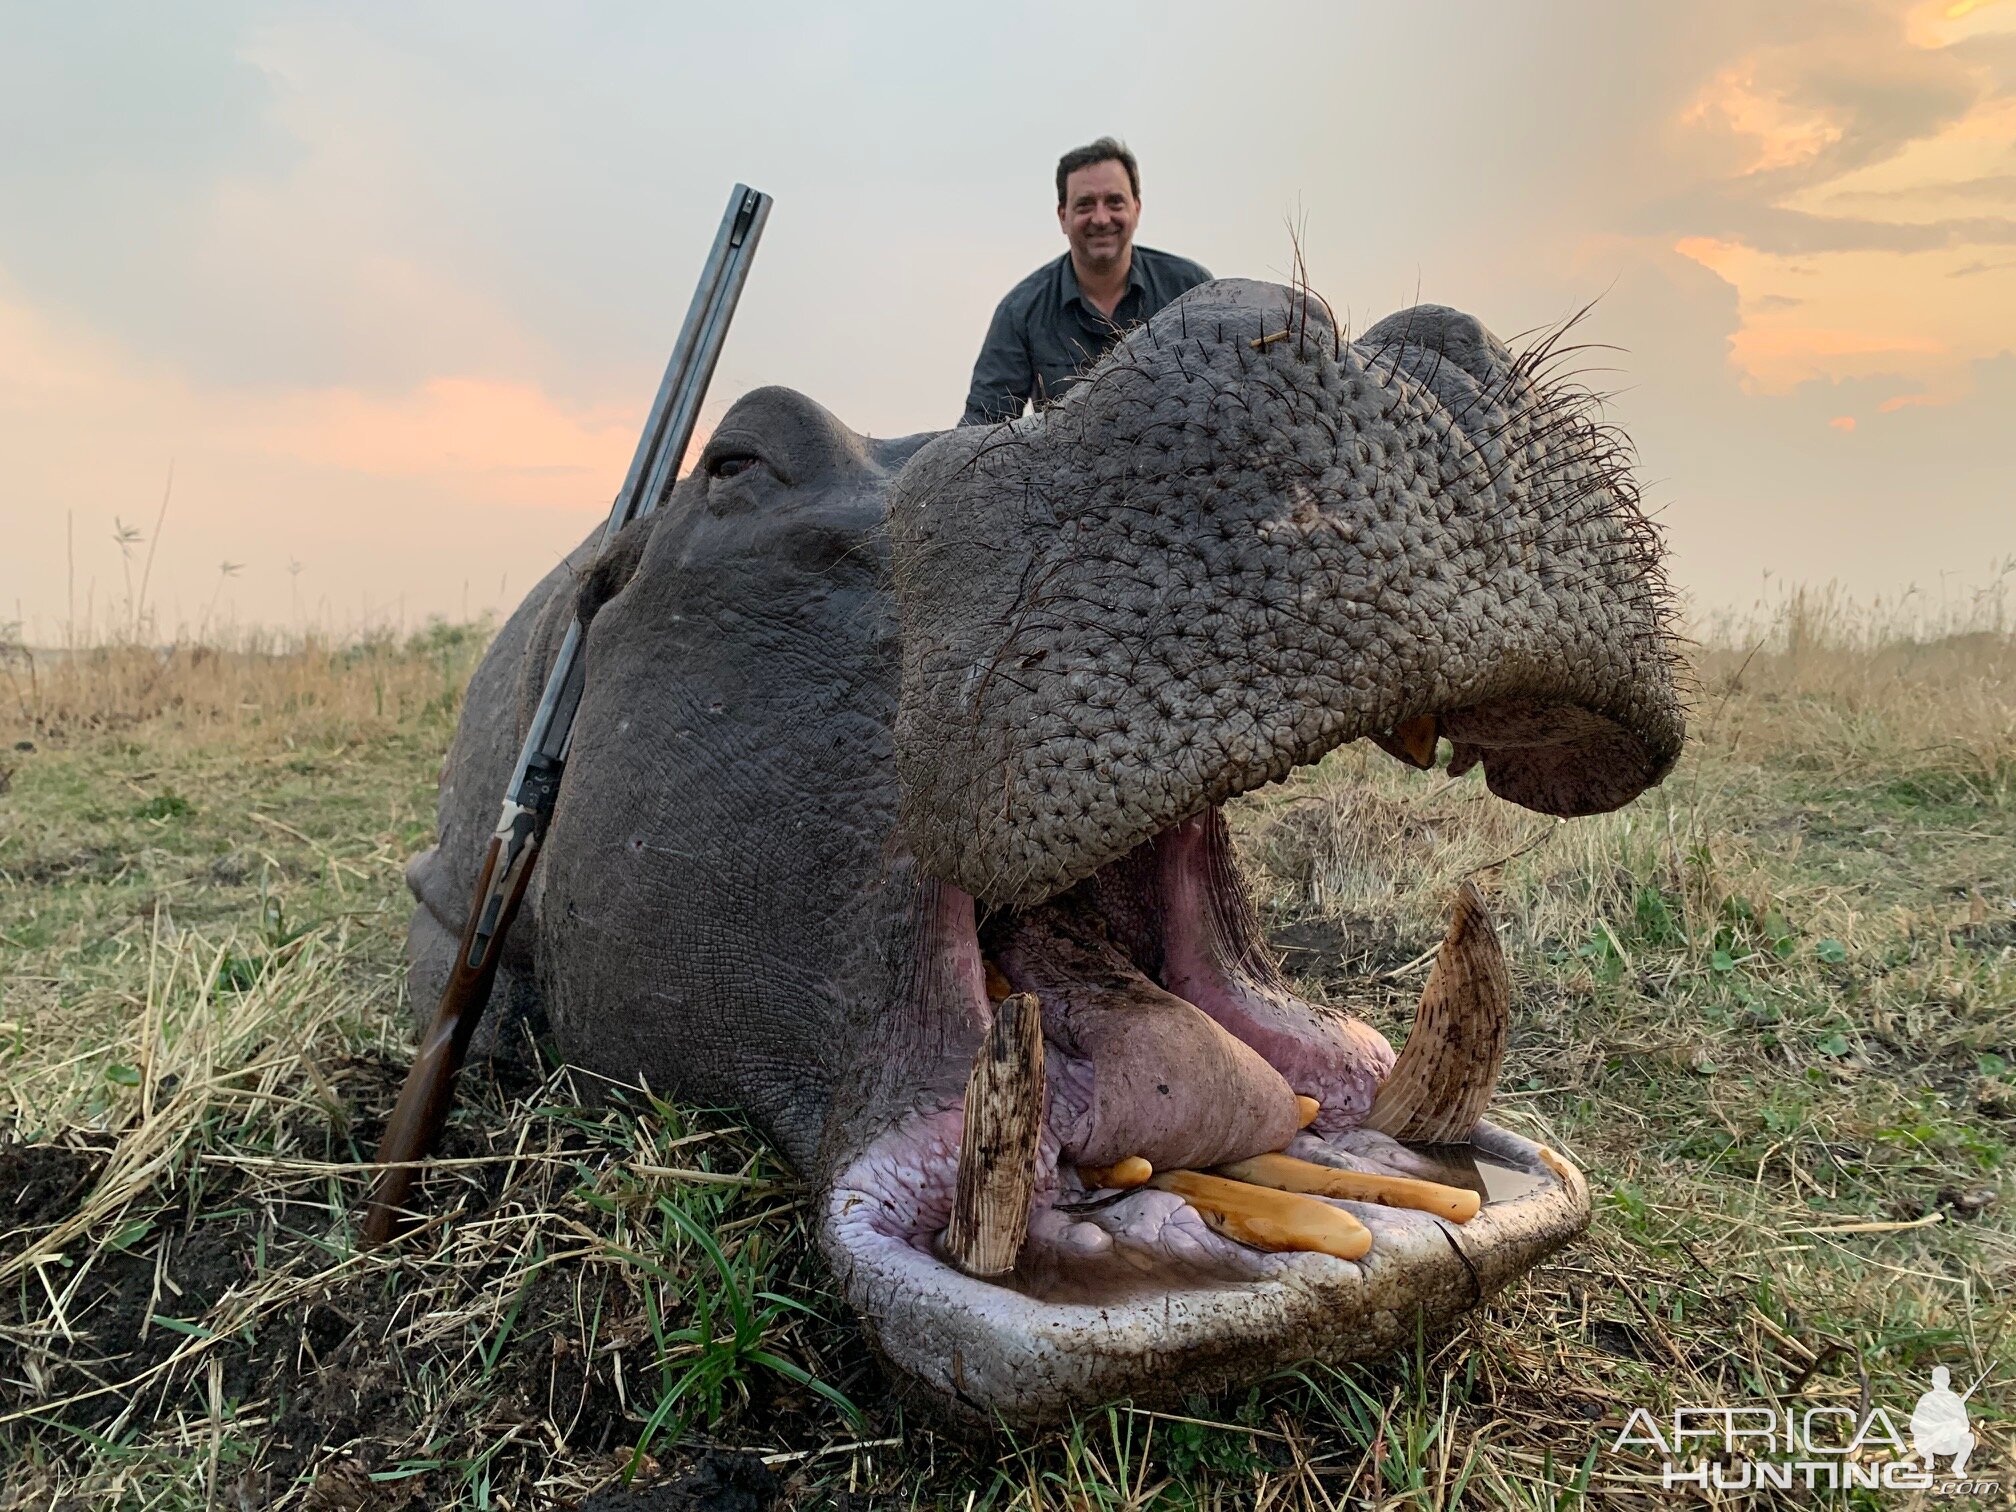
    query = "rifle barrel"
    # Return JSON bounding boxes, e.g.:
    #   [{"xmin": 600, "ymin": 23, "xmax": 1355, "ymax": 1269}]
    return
[{"xmin": 360, "ymin": 184, "xmax": 771, "ymax": 1247}]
